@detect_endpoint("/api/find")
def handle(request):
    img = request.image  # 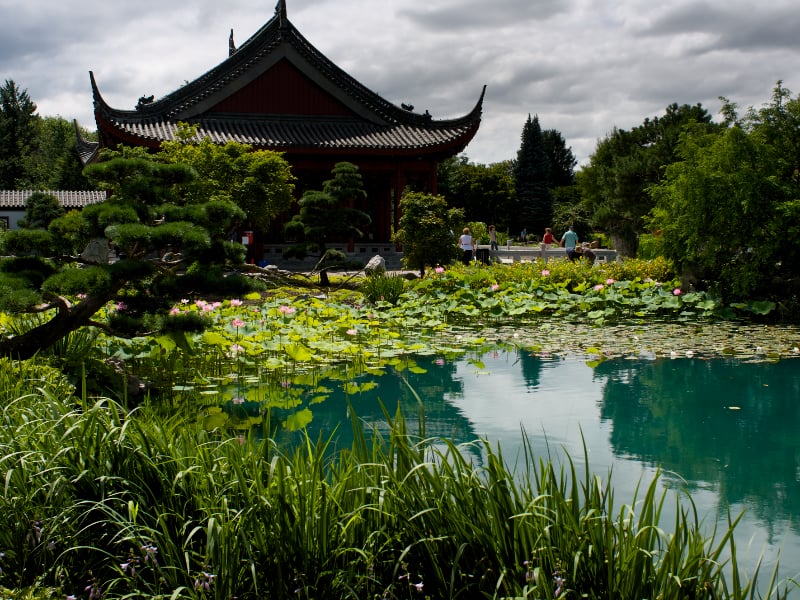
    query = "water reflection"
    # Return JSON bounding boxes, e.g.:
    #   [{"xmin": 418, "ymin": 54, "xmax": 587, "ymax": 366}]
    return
[
  {"xmin": 238, "ymin": 348, "xmax": 800, "ymax": 581},
  {"xmin": 593, "ymin": 358, "xmax": 800, "ymax": 533}
]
